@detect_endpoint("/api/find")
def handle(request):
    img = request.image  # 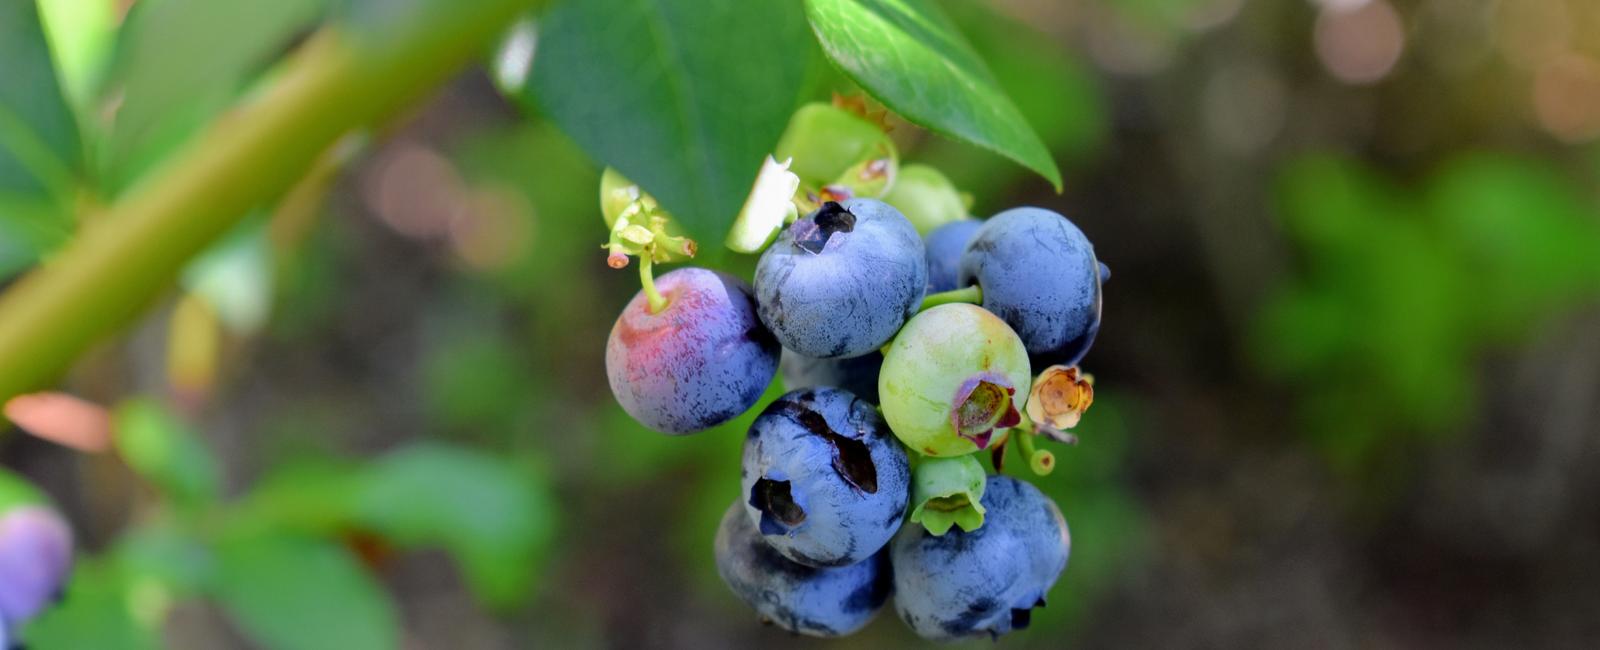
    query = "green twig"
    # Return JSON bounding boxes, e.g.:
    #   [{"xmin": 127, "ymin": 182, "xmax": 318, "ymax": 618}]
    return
[
  {"xmin": 639, "ymin": 255, "xmax": 668, "ymax": 314},
  {"xmin": 920, "ymin": 285, "xmax": 982, "ymax": 310},
  {"xmin": 0, "ymin": 1, "xmax": 540, "ymax": 410}
]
